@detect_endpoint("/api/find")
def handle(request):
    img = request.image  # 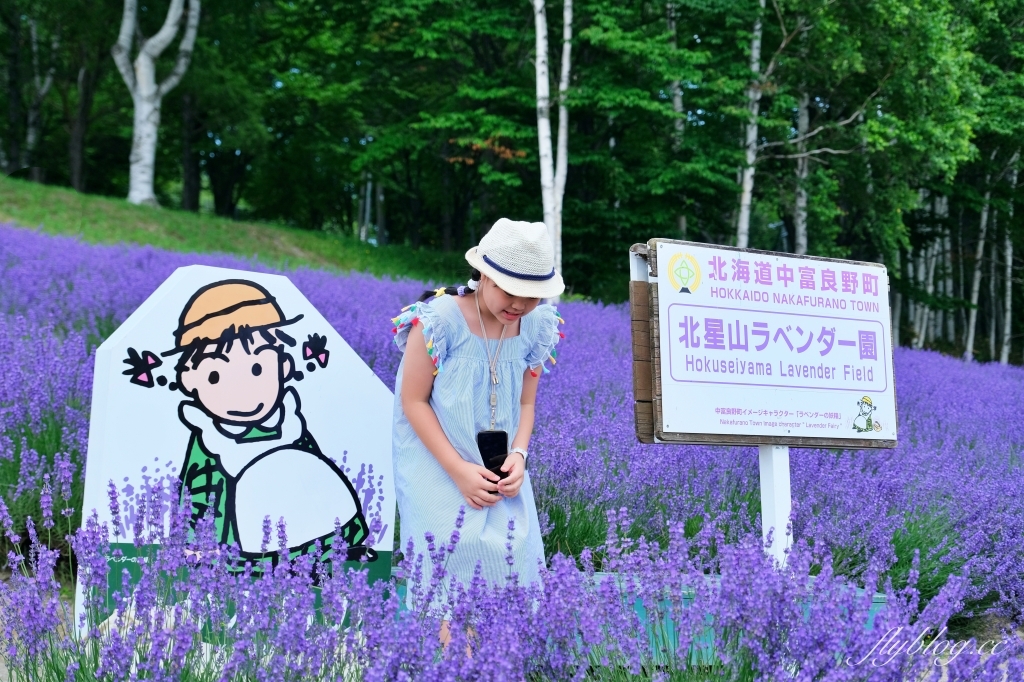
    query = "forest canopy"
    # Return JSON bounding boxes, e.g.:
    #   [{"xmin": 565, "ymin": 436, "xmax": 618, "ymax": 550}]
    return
[{"xmin": 1, "ymin": 0, "xmax": 1022, "ymax": 362}]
